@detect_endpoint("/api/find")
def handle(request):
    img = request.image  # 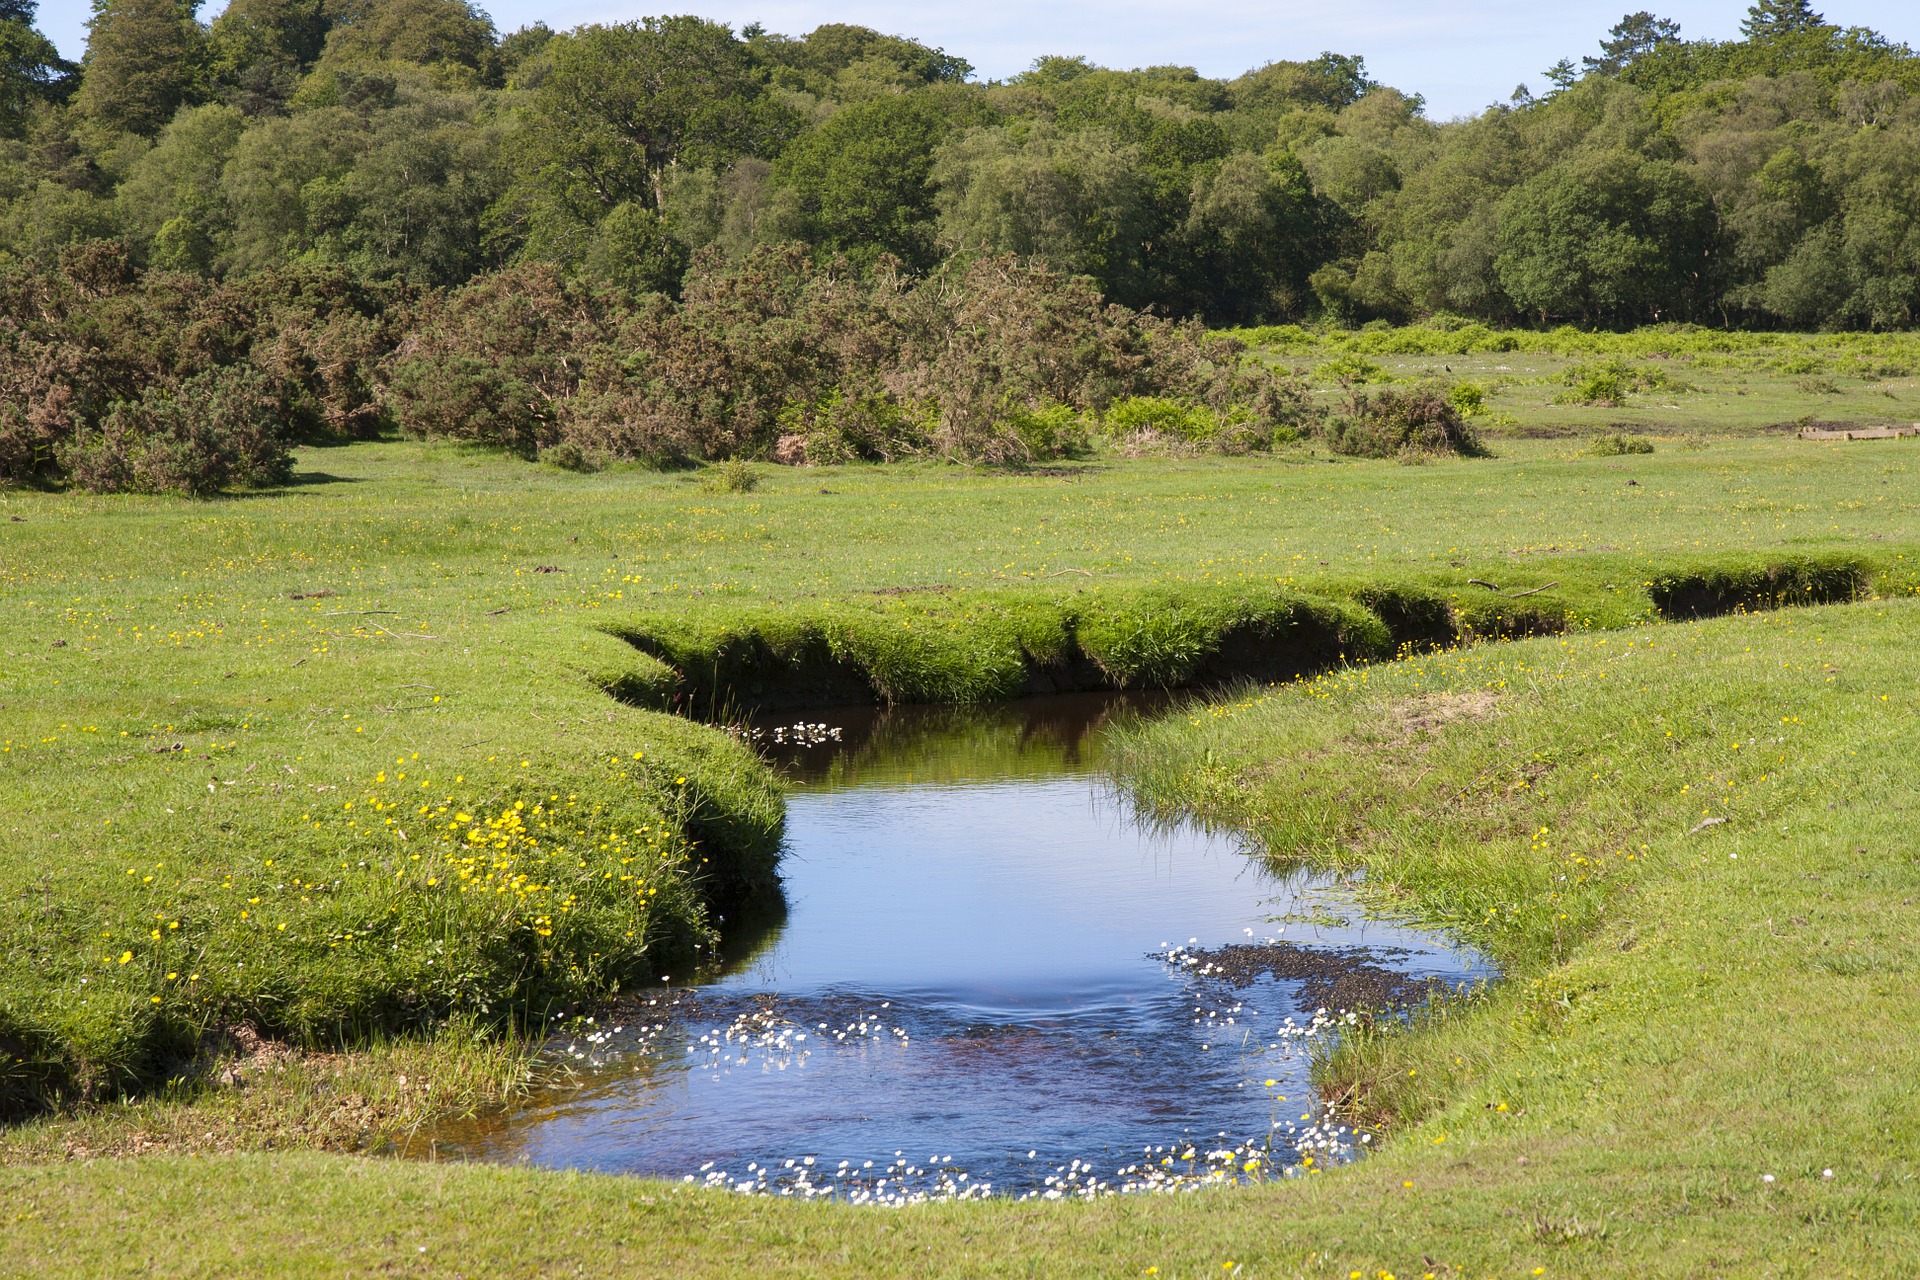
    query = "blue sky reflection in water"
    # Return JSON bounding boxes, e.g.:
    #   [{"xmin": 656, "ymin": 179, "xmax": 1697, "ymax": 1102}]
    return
[{"xmin": 423, "ymin": 696, "xmax": 1490, "ymax": 1200}]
